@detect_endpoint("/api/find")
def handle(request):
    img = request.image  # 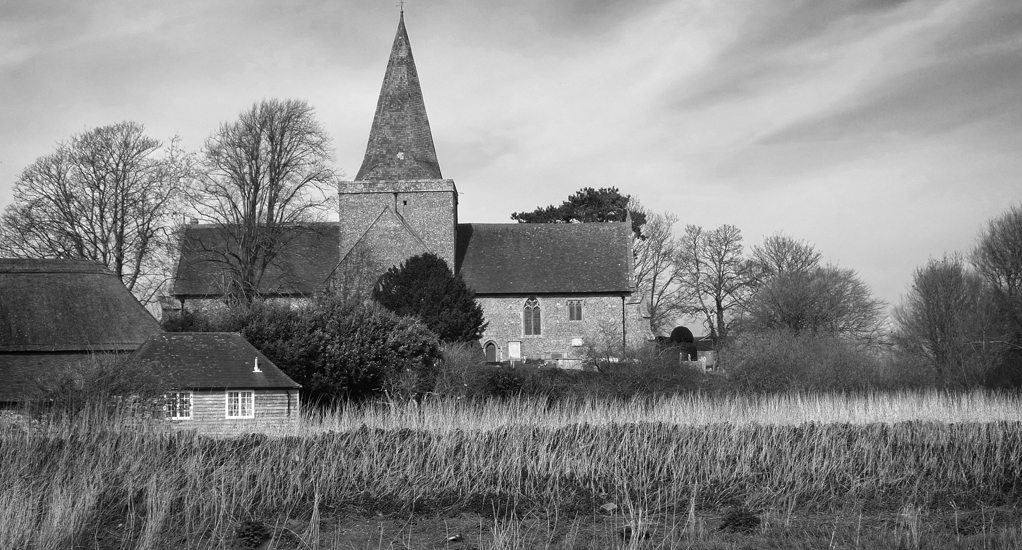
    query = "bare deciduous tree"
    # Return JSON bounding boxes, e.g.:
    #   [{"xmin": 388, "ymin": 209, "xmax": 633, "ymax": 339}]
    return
[
  {"xmin": 0, "ymin": 121, "xmax": 187, "ymax": 305},
  {"xmin": 750, "ymin": 232, "xmax": 822, "ymax": 281},
  {"xmin": 676, "ymin": 224, "xmax": 756, "ymax": 343},
  {"xmin": 186, "ymin": 98, "xmax": 336, "ymax": 305},
  {"xmin": 744, "ymin": 234, "xmax": 884, "ymax": 344},
  {"xmin": 893, "ymin": 254, "xmax": 1001, "ymax": 384},
  {"xmin": 630, "ymin": 200, "xmax": 683, "ymax": 335},
  {"xmin": 747, "ymin": 265, "xmax": 886, "ymax": 344}
]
